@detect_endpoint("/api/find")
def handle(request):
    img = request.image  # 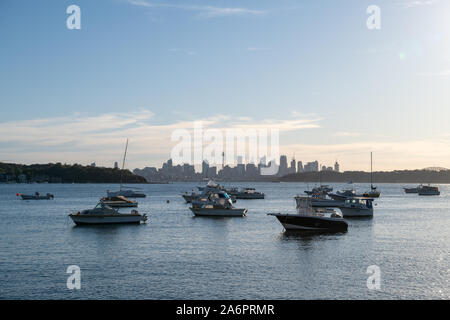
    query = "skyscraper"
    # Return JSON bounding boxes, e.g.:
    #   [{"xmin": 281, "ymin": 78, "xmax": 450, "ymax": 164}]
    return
[
  {"xmin": 334, "ymin": 161, "xmax": 340, "ymax": 172},
  {"xmin": 290, "ymin": 159, "xmax": 296, "ymax": 174},
  {"xmin": 202, "ymin": 160, "xmax": 209, "ymax": 177},
  {"xmin": 297, "ymin": 161, "xmax": 303, "ymax": 173},
  {"xmin": 279, "ymin": 155, "xmax": 288, "ymax": 176}
]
